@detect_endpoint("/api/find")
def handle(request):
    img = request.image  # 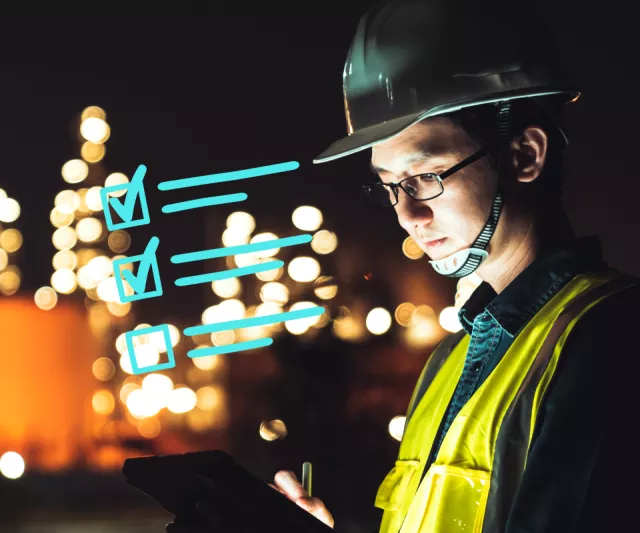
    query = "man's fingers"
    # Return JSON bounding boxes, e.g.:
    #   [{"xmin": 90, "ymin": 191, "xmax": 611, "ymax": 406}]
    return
[
  {"xmin": 268, "ymin": 482, "xmax": 285, "ymax": 495},
  {"xmin": 274, "ymin": 470, "xmax": 308, "ymax": 500},
  {"xmin": 295, "ymin": 497, "xmax": 335, "ymax": 528}
]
